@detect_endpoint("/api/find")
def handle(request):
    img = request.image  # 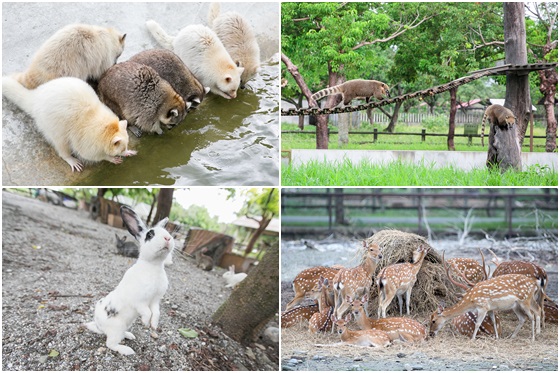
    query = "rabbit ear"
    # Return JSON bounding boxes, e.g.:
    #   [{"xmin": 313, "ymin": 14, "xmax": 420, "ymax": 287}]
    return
[
  {"xmin": 120, "ymin": 205, "xmax": 147, "ymax": 241},
  {"xmin": 155, "ymin": 217, "xmax": 169, "ymax": 229}
]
